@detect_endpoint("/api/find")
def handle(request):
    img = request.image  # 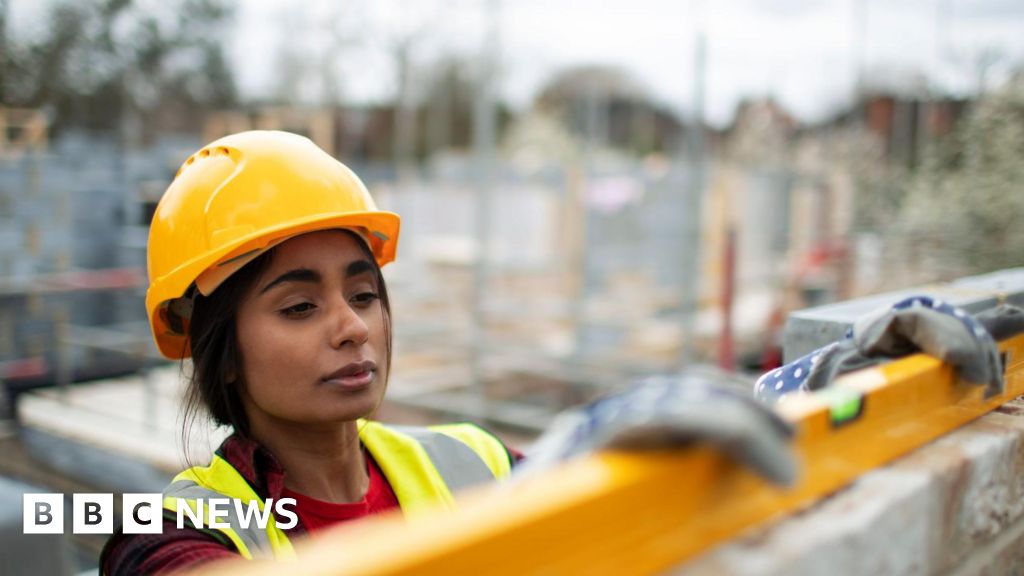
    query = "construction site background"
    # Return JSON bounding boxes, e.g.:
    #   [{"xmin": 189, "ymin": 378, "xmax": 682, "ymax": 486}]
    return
[{"xmin": 1, "ymin": 1, "xmax": 1024, "ymax": 574}]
